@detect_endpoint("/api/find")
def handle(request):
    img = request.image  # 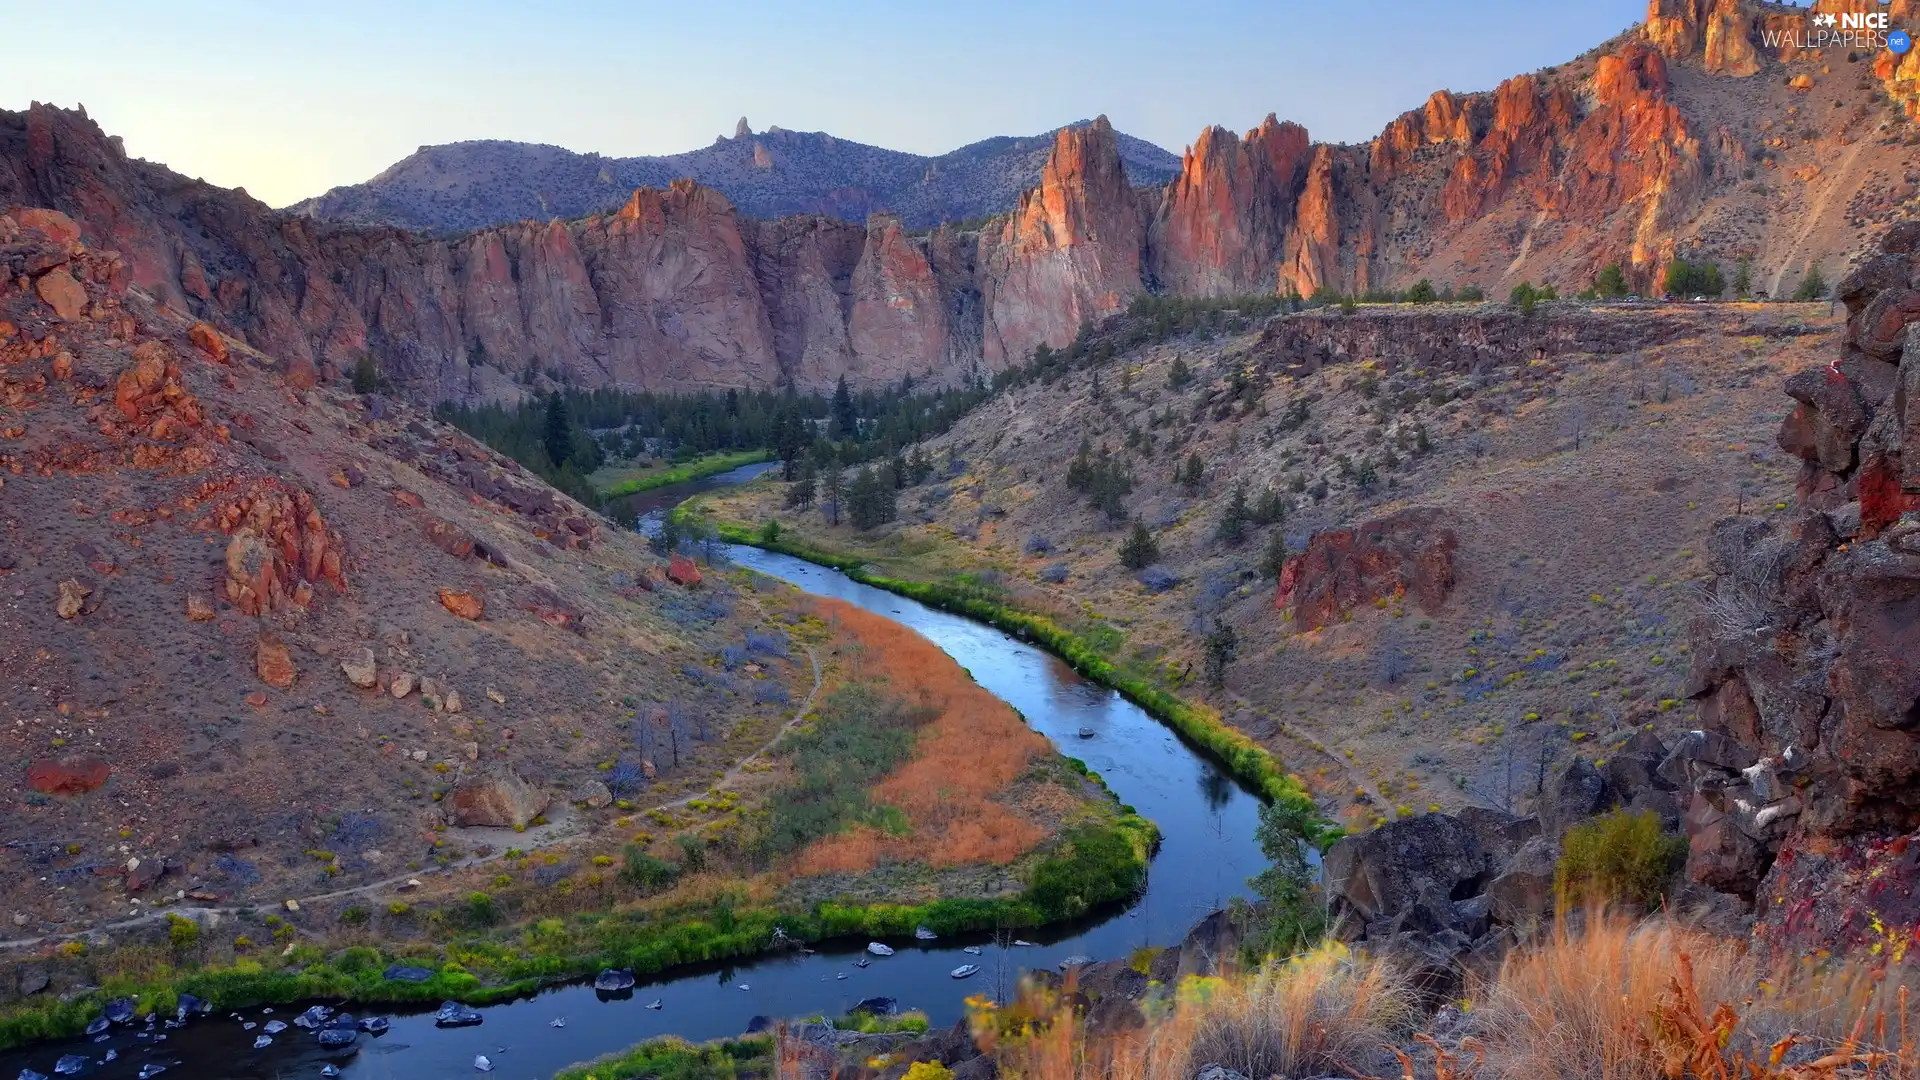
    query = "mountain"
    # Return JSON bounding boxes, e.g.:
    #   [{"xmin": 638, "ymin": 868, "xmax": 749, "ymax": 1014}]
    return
[
  {"xmin": 287, "ymin": 119, "xmax": 1185, "ymax": 232},
  {"xmin": 3, "ymin": 0, "xmax": 1914, "ymax": 403}
]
